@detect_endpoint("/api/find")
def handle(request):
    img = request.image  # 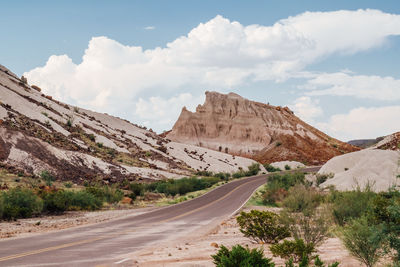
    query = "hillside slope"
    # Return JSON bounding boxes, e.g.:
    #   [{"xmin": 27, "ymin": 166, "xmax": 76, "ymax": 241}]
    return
[
  {"xmin": 167, "ymin": 91, "xmax": 358, "ymax": 165},
  {"xmin": 0, "ymin": 65, "xmax": 256, "ymax": 184}
]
